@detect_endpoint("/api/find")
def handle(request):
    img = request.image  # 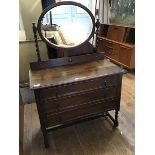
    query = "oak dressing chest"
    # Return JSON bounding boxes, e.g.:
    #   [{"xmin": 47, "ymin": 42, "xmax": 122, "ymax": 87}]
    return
[{"xmin": 29, "ymin": 1, "xmax": 123, "ymax": 148}]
